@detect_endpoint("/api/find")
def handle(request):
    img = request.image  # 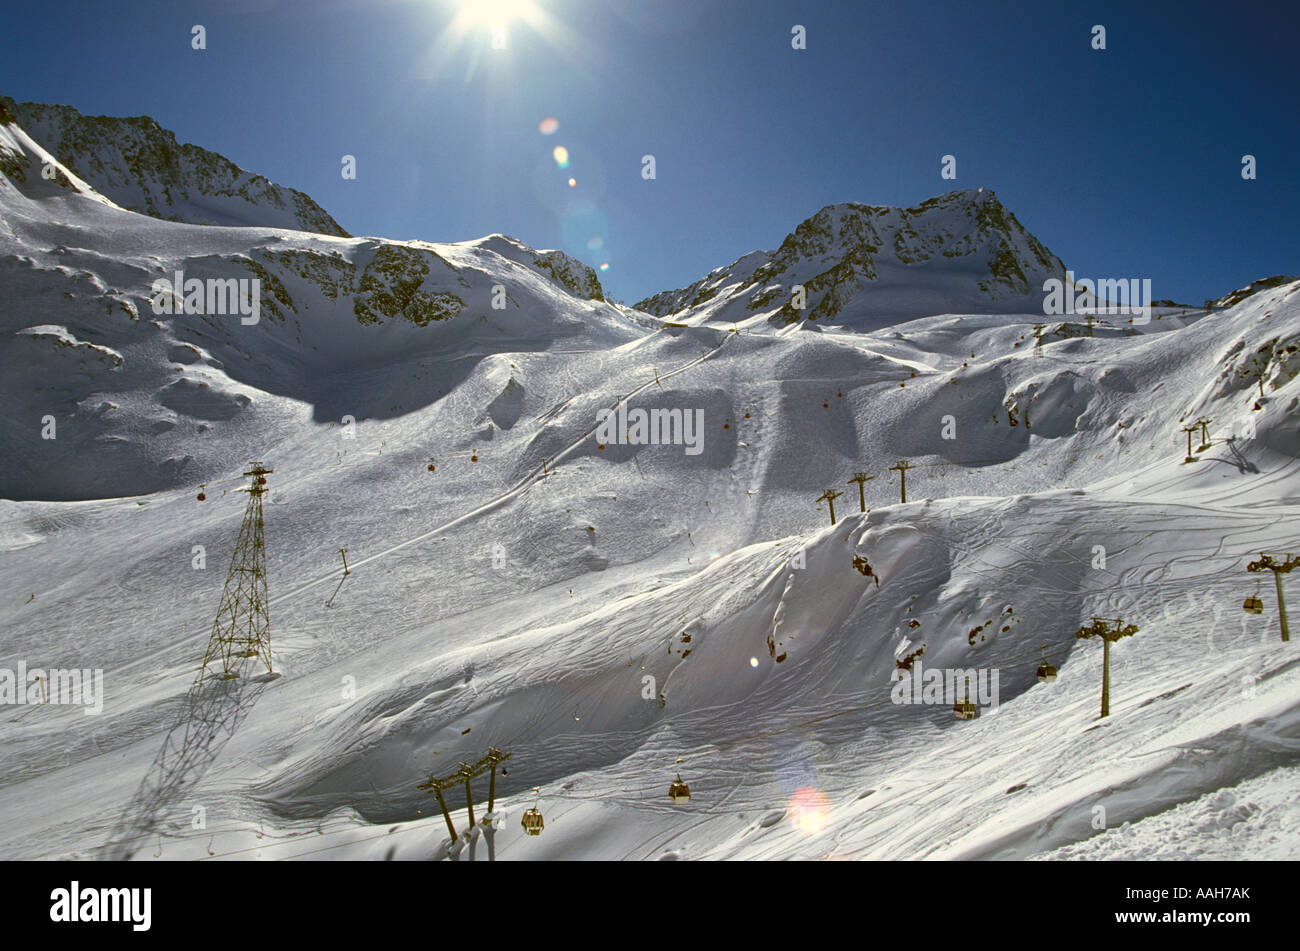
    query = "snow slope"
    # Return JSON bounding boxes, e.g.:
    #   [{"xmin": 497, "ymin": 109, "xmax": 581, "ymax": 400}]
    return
[{"xmin": 1, "ymin": 107, "xmax": 1298, "ymax": 862}]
